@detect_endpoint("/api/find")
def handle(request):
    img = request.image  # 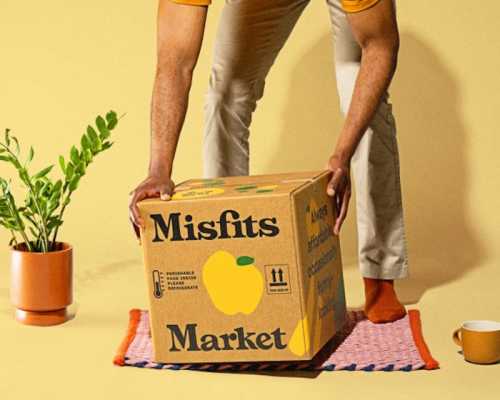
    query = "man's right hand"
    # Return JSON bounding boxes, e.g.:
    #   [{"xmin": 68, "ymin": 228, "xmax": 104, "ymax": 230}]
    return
[{"xmin": 129, "ymin": 173, "xmax": 175, "ymax": 229}]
